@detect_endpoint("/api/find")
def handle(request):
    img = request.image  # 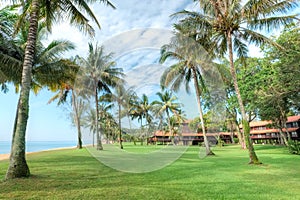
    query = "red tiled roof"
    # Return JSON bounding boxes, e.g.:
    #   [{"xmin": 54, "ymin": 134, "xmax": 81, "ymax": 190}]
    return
[
  {"xmin": 287, "ymin": 116, "xmax": 300, "ymax": 123},
  {"xmin": 250, "ymin": 127, "xmax": 299, "ymax": 134},
  {"xmin": 152, "ymin": 131, "xmax": 236, "ymax": 137},
  {"xmin": 240, "ymin": 115, "xmax": 300, "ymax": 128},
  {"xmin": 153, "ymin": 131, "xmax": 170, "ymax": 137},
  {"xmin": 249, "ymin": 120, "xmax": 272, "ymax": 127}
]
